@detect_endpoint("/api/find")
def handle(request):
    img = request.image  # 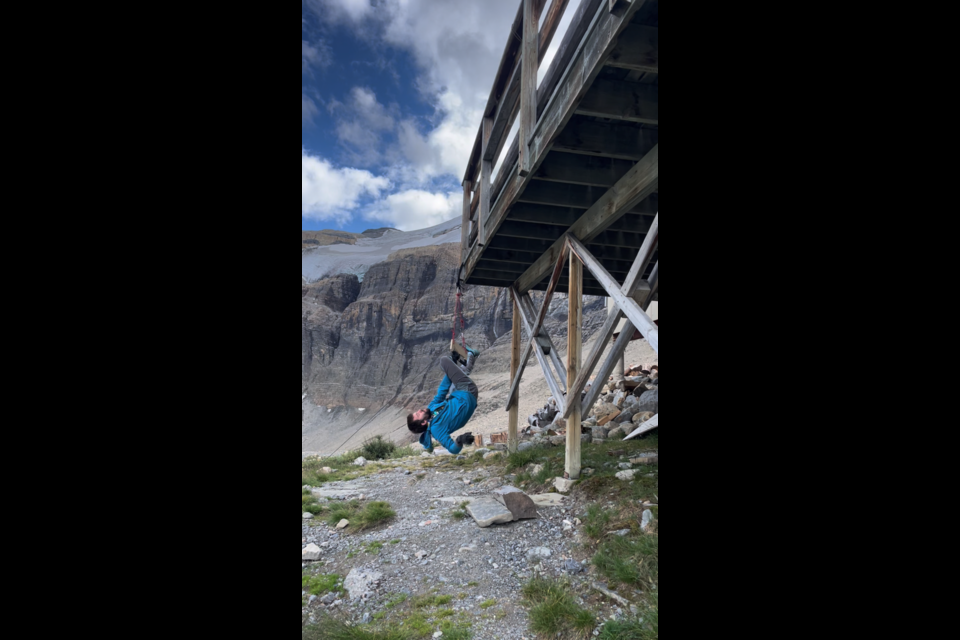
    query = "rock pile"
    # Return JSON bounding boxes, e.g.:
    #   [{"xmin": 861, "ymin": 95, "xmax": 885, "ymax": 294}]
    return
[{"xmin": 519, "ymin": 365, "xmax": 659, "ymax": 446}]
